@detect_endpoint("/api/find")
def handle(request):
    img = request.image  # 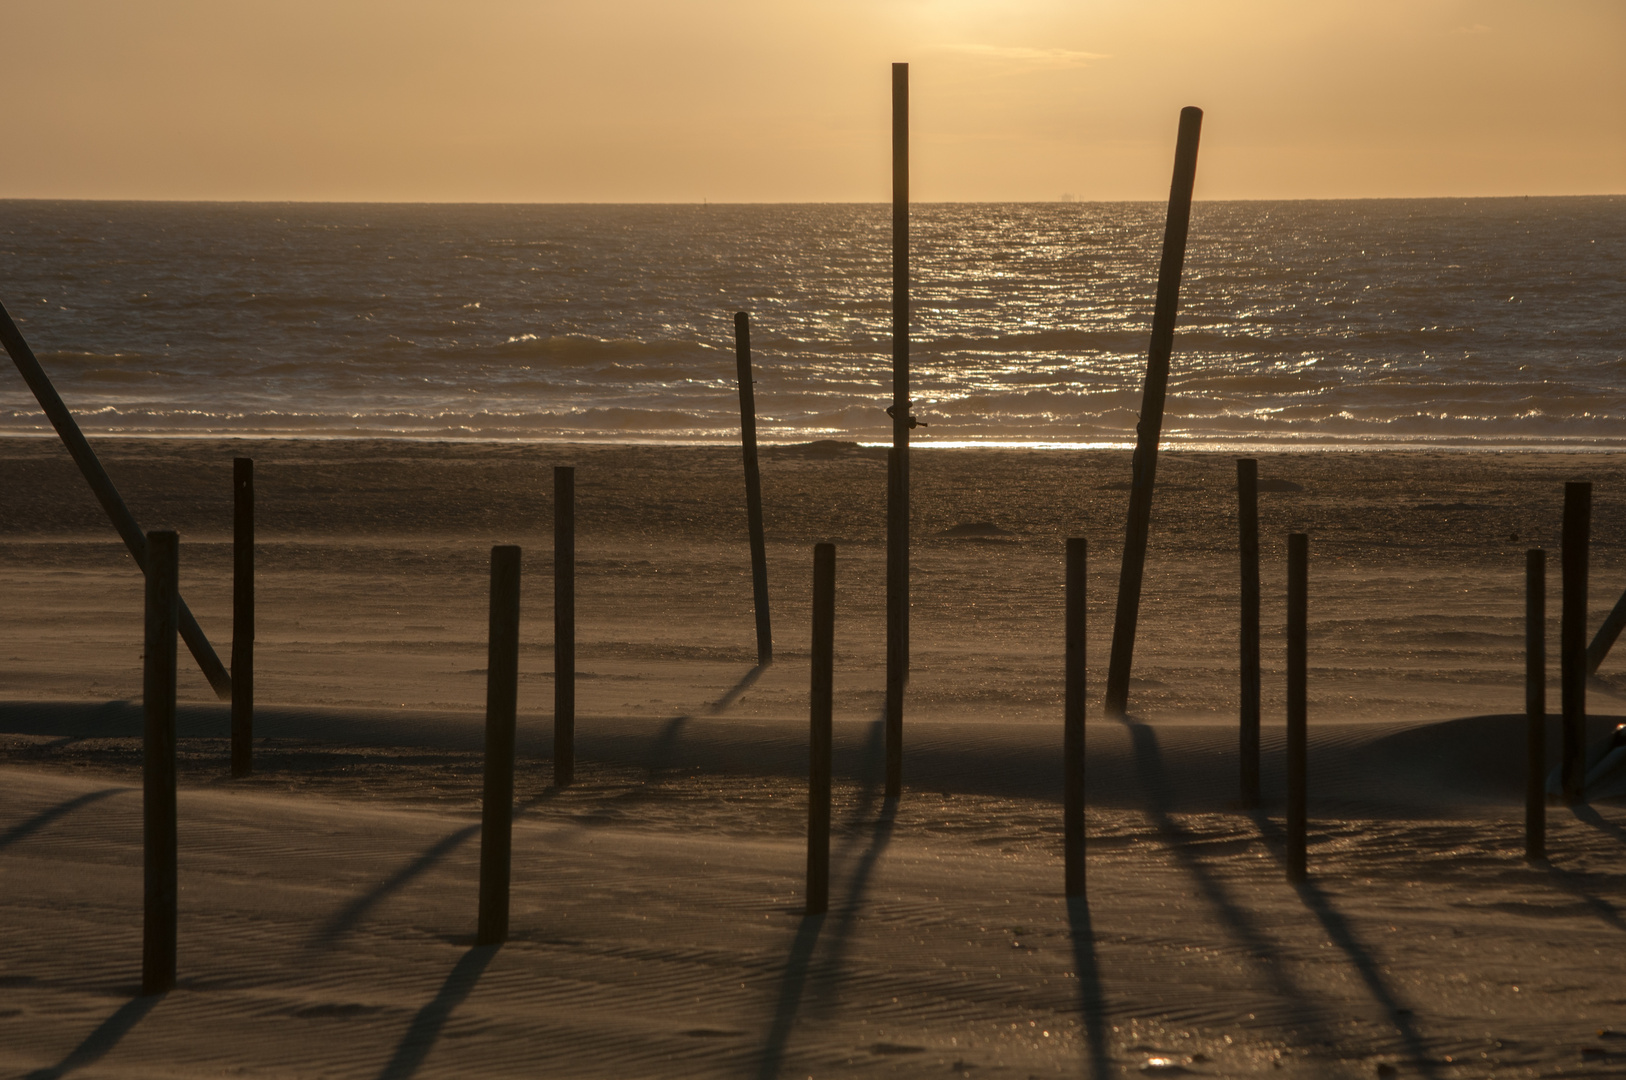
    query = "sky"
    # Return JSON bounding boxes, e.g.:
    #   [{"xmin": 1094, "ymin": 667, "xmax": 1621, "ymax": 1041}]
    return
[{"xmin": 0, "ymin": 0, "xmax": 1620, "ymax": 202}]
